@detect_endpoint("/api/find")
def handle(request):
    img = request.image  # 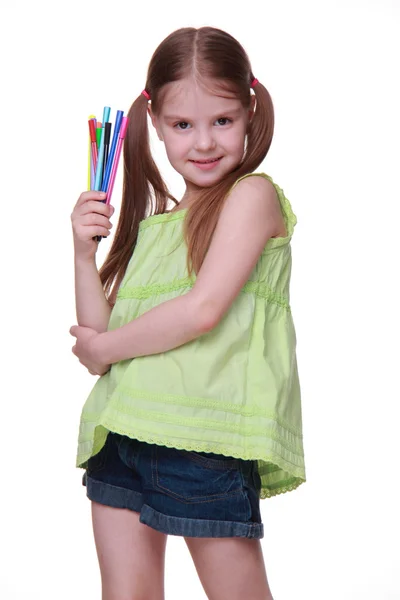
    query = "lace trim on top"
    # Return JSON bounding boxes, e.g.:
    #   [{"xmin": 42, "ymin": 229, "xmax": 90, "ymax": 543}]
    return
[
  {"xmin": 139, "ymin": 209, "xmax": 186, "ymax": 231},
  {"xmin": 117, "ymin": 277, "xmax": 290, "ymax": 310}
]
